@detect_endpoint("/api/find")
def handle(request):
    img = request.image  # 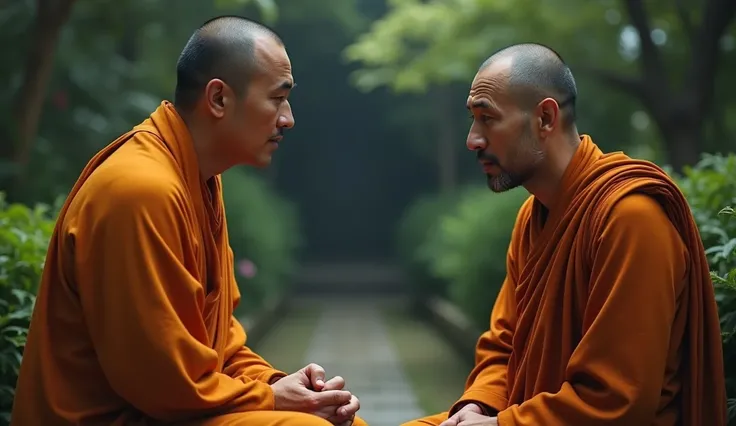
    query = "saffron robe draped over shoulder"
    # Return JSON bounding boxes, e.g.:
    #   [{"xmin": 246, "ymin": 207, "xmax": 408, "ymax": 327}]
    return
[
  {"xmin": 404, "ymin": 135, "xmax": 727, "ymax": 426},
  {"xmin": 12, "ymin": 102, "xmax": 294, "ymax": 425}
]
